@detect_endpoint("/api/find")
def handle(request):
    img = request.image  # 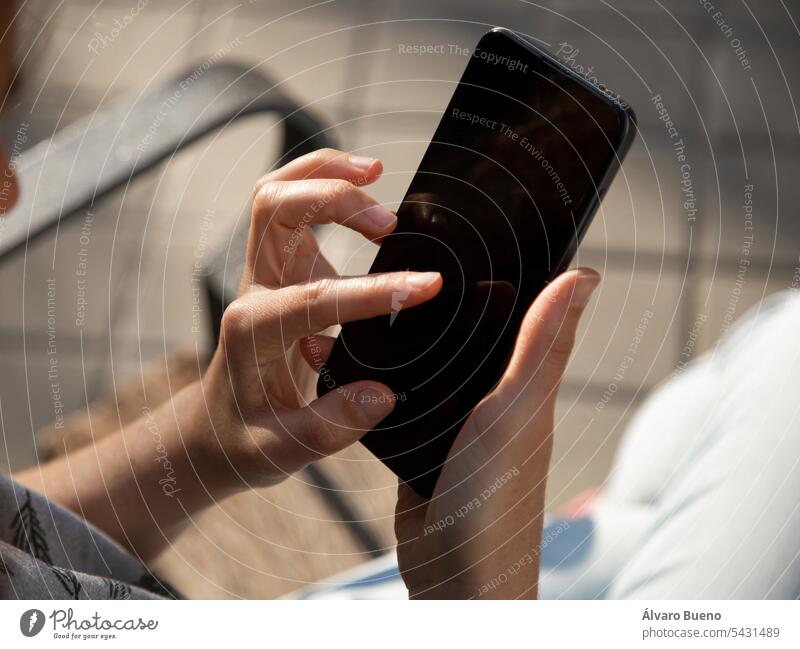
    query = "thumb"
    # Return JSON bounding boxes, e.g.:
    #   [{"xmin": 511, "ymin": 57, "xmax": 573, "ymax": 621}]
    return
[
  {"xmin": 286, "ymin": 381, "xmax": 396, "ymax": 464},
  {"xmin": 495, "ymin": 267, "xmax": 600, "ymax": 407}
]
